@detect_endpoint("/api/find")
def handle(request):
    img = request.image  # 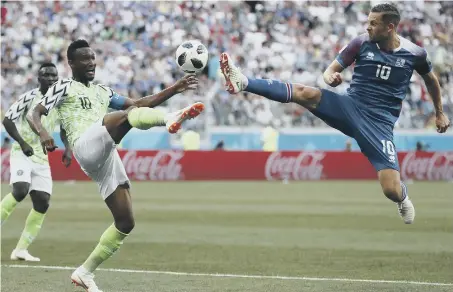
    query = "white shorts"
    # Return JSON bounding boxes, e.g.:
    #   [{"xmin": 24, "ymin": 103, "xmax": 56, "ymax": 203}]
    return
[
  {"xmin": 9, "ymin": 152, "xmax": 52, "ymax": 194},
  {"xmin": 73, "ymin": 120, "xmax": 130, "ymax": 200}
]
